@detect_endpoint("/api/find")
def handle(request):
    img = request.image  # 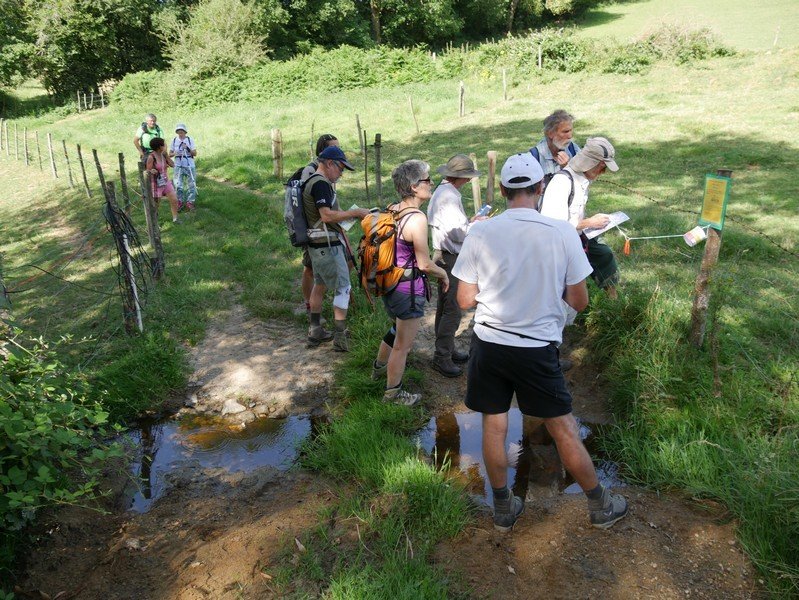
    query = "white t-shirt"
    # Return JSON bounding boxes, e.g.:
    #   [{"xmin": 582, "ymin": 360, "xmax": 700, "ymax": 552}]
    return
[
  {"xmin": 539, "ymin": 167, "xmax": 591, "ymax": 230},
  {"xmin": 452, "ymin": 208, "xmax": 592, "ymax": 347},
  {"xmin": 427, "ymin": 181, "xmax": 470, "ymax": 254},
  {"xmin": 170, "ymin": 136, "xmax": 196, "ymax": 168}
]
